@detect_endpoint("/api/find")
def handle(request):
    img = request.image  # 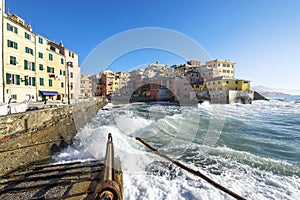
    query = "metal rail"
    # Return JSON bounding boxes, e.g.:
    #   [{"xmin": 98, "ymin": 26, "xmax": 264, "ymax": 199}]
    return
[{"xmin": 94, "ymin": 133, "xmax": 122, "ymax": 200}]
